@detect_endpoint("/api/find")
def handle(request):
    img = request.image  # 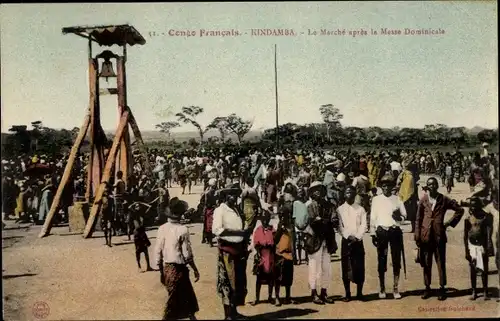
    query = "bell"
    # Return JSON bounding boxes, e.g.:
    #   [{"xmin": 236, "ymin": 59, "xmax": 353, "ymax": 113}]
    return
[{"xmin": 99, "ymin": 59, "xmax": 116, "ymax": 82}]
